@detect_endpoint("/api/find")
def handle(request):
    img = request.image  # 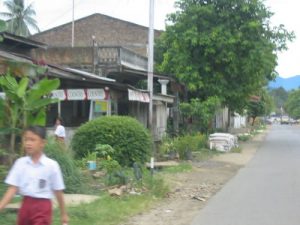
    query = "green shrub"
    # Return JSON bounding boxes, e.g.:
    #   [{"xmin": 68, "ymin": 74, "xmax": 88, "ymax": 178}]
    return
[
  {"xmin": 101, "ymin": 159, "xmax": 127, "ymax": 186},
  {"xmin": 95, "ymin": 144, "xmax": 115, "ymax": 159},
  {"xmin": 173, "ymin": 133, "xmax": 207, "ymax": 159},
  {"xmin": 159, "ymin": 136, "xmax": 175, "ymax": 155},
  {"xmin": 238, "ymin": 134, "xmax": 251, "ymax": 142},
  {"xmin": 195, "ymin": 133, "xmax": 208, "ymax": 149},
  {"xmin": 71, "ymin": 116, "xmax": 151, "ymax": 166},
  {"xmin": 45, "ymin": 137, "xmax": 83, "ymax": 193}
]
